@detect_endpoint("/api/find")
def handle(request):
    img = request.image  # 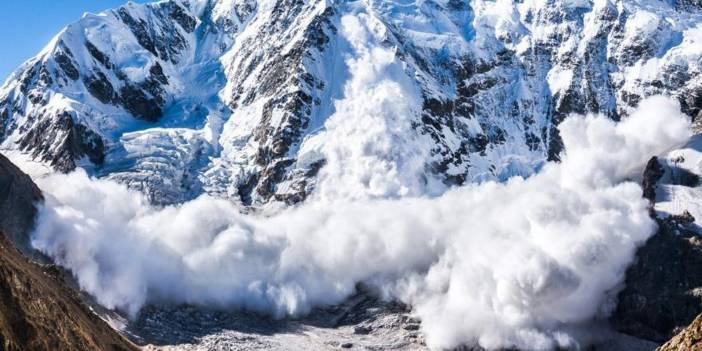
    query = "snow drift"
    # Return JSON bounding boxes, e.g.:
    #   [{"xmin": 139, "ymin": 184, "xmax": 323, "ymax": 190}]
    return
[{"xmin": 29, "ymin": 94, "xmax": 690, "ymax": 350}]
